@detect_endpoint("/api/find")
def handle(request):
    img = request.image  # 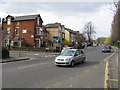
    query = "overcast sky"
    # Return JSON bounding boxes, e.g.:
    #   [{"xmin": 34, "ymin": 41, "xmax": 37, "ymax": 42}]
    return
[{"xmin": 0, "ymin": 2, "xmax": 114, "ymax": 39}]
